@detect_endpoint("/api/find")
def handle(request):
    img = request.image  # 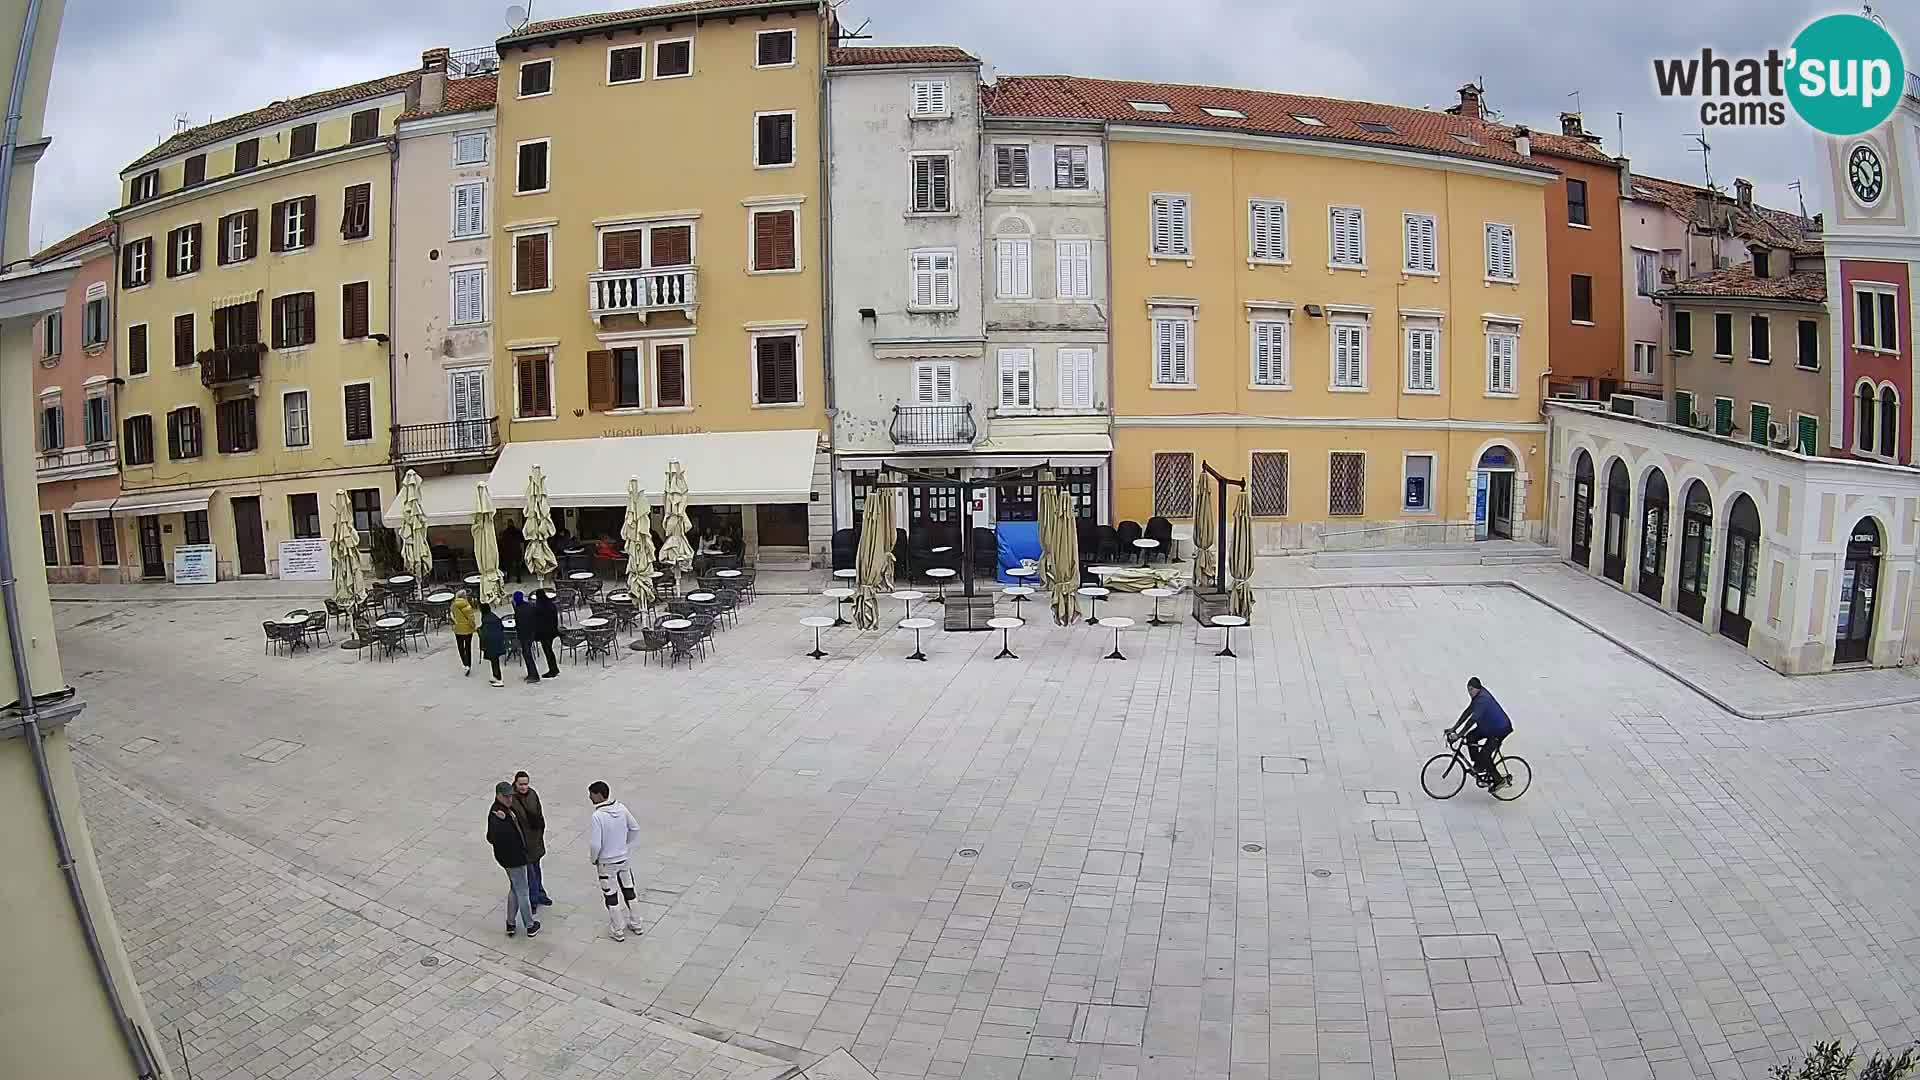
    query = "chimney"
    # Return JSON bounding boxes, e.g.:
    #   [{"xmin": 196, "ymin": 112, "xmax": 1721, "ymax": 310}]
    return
[
  {"xmin": 1734, "ymin": 176, "xmax": 1753, "ymax": 209},
  {"xmin": 1455, "ymin": 82, "xmax": 1482, "ymax": 121},
  {"xmin": 1559, "ymin": 111, "xmax": 1583, "ymax": 137},
  {"xmin": 1693, "ymin": 191, "xmax": 1715, "ymax": 232},
  {"xmin": 420, "ymin": 47, "xmax": 449, "ymax": 113},
  {"xmin": 1513, "ymin": 124, "xmax": 1530, "ymax": 157}
]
